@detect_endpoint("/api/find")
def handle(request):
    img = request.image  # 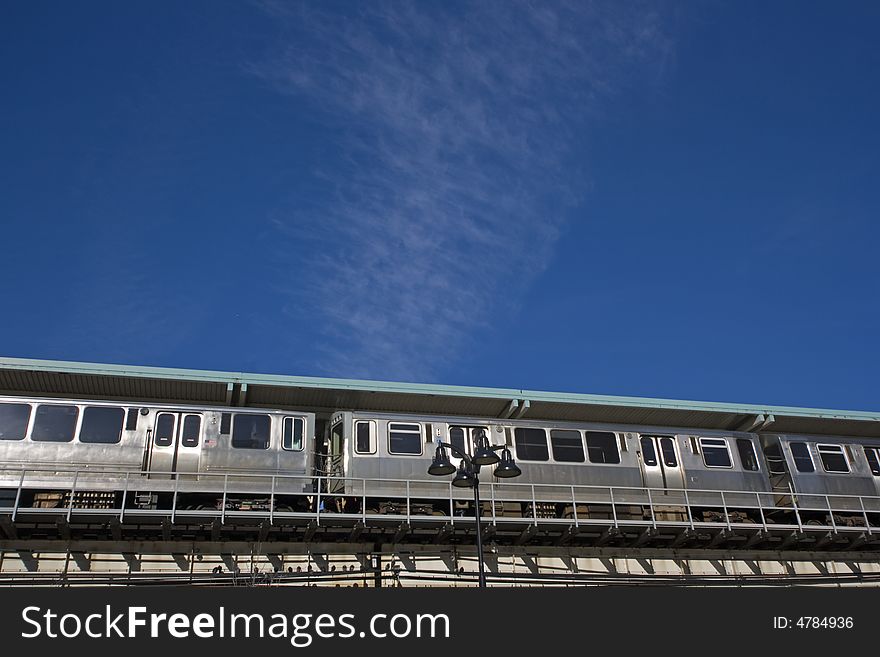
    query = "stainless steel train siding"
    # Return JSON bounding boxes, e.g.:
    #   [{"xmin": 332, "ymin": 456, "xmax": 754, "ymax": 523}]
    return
[
  {"xmin": 3, "ymin": 394, "xmax": 880, "ymax": 522},
  {"xmin": 0, "ymin": 395, "xmax": 315, "ymax": 509}
]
